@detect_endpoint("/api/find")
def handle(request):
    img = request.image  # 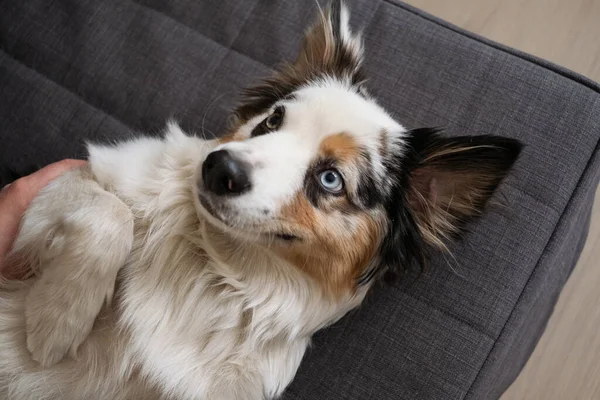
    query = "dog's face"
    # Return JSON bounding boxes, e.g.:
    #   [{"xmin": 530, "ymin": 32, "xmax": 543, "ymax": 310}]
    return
[
  {"xmin": 199, "ymin": 79, "xmax": 397, "ymax": 296},
  {"xmin": 196, "ymin": 1, "xmax": 521, "ymax": 297}
]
